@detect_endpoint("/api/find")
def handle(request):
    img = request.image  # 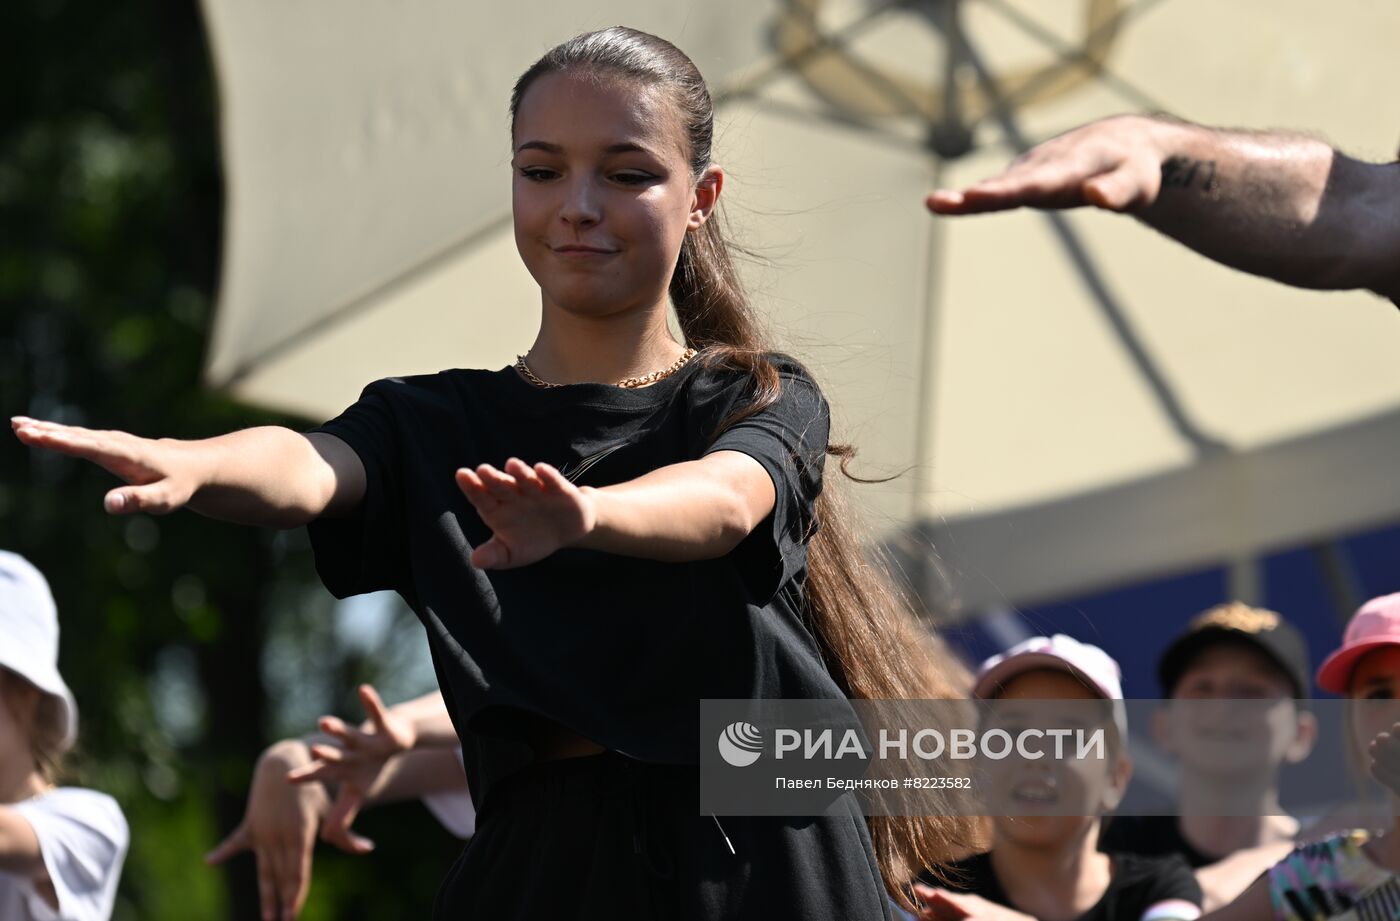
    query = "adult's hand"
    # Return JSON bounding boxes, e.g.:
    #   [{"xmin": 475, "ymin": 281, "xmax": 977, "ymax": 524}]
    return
[{"xmin": 926, "ymin": 115, "xmax": 1172, "ymax": 216}]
